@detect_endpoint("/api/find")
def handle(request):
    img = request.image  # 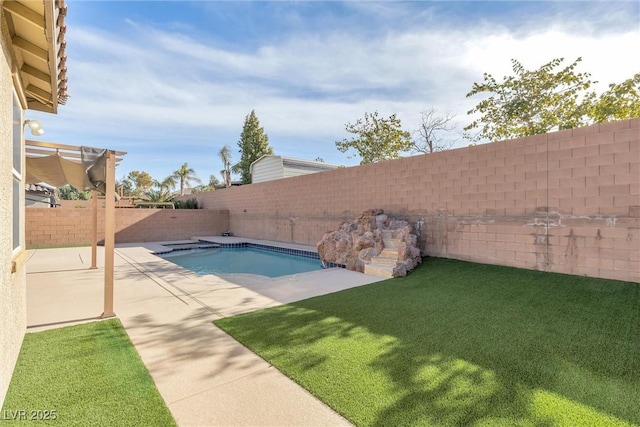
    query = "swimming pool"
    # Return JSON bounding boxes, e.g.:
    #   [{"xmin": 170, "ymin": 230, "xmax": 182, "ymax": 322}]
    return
[{"xmin": 158, "ymin": 247, "xmax": 323, "ymax": 277}]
